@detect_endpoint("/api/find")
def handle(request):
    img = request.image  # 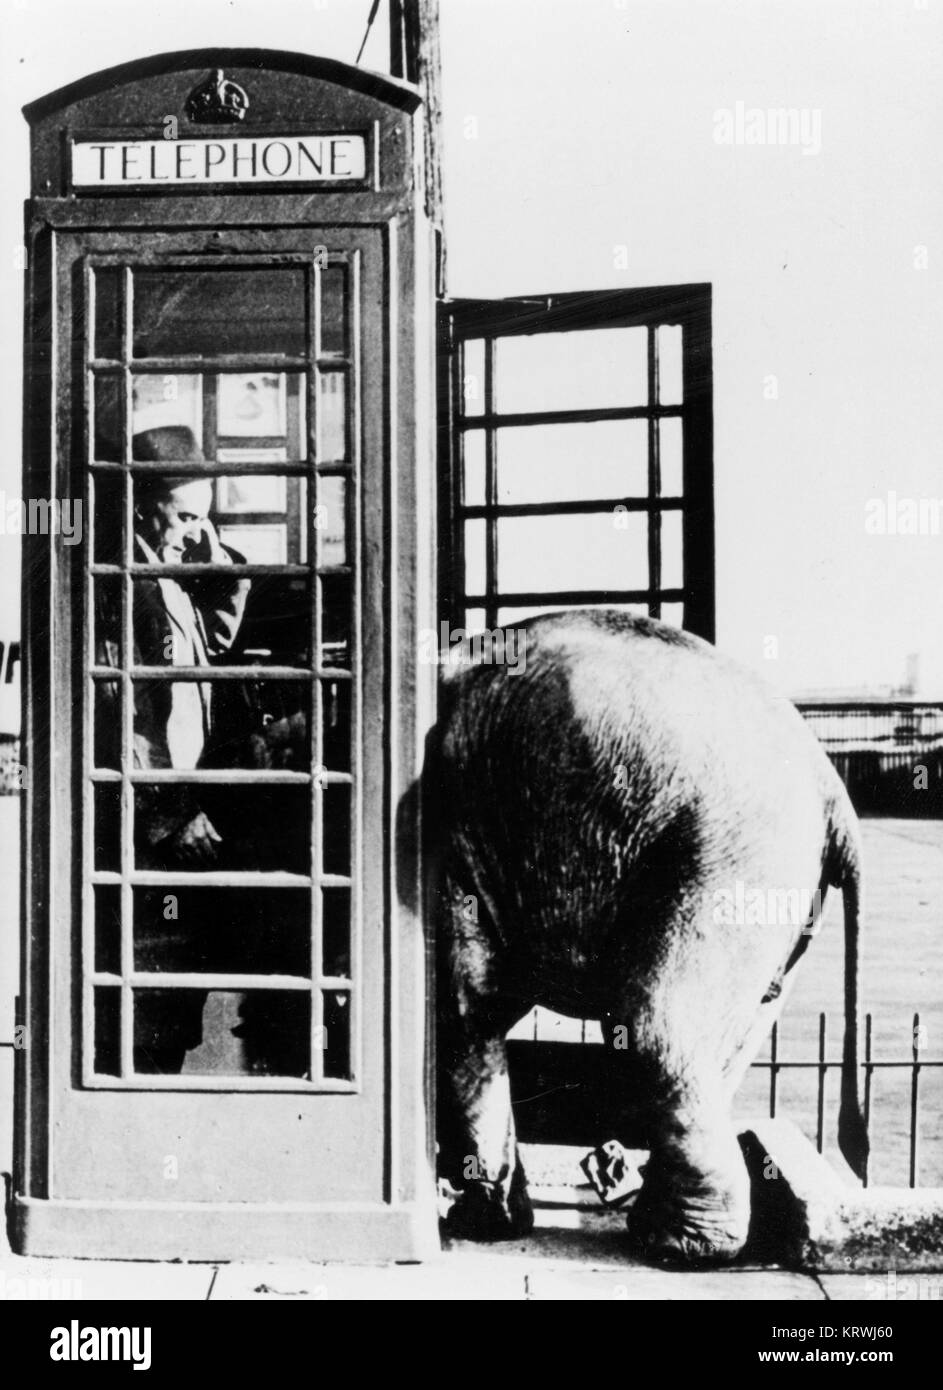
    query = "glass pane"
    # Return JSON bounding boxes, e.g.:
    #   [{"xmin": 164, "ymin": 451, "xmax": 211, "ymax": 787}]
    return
[
  {"xmin": 126, "ymin": 574, "xmax": 309, "ymax": 668},
  {"xmin": 497, "ymin": 602, "xmax": 649, "ymax": 626},
  {"xmin": 216, "ymin": 373, "xmax": 305, "ymax": 457},
  {"xmin": 133, "ymin": 887, "xmax": 310, "ymax": 975},
  {"xmin": 495, "ymin": 327, "xmax": 647, "ymax": 414},
  {"xmin": 133, "ymin": 988, "xmax": 311, "ymax": 1079},
  {"xmin": 320, "ymin": 574, "xmax": 351, "ymax": 668},
  {"xmin": 322, "ymin": 887, "xmax": 350, "ymax": 977},
  {"xmin": 462, "ymin": 340, "xmax": 485, "ymax": 417},
  {"xmin": 94, "ymin": 885, "xmax": 122, "ymax": 975},
  {"xmin": 497, "ymin": 513, "xmax": 648, "ymax": 593},
  {"xmin": 496, "ymin": 420, "xmax": 648, "ymax": 504},
  {"xmin": 317, "ymin": 372, "xmax": 347, "ymax": 462},
  {"xmin": 657, "ymin": 324, "xmax": 683, "ymax": 406},
  {"xmin": 92, "ymin": 475, "xmax": 124, "ymax": 565},
  {"xmin": 463, "ymin": 607, "xmax": 487, "ymax": 634},
  {"xmin": 316, "ymin": 476, "xmax": 348, "ymax": 567},
  {"xmin": 322, "ymin": 991, "xmax": 351, "ymax": 1079},
  {"xmin": 132, "ymin": 680, "xmax": 309, "ymax": 772},
  {"xmin": 321, "ymin": 678, "xmax": 351, "ymax": 773},
  {"xmin": 93, "ymin": 783, "xmax": 121, "ymax": 870},
  {"xmin": 134, "ymin": 783, "xmax": 311, "ymax": 874},
  {"xmin": 236, "ymin": 576, "xmax": 312, "ymax": 667},
  {"xmin": 131, "ymin": 373, "xmax": 203, "ymax": 444},
  {"xmin": 463, "ymin": 429, "xmax": 486, "ymax": 506},
  {"xmin": 661, "ymin": 510, "xmax": 684, "ymax": 590},
  {"xmin": 659, "ymin": 417, "xmax": 683, "ymax": 497},
  {"xmin": 322, "ymin": 783, "xmax": 351, "ymax": 877},
  {"xmin": 93, "ymin": 987, "xmax": 121, "ymax": 1076},
  {"xmin": 465, "ymin": 519, "xmax": 487, "ymax": 597},
  {"xmin": 319, "ymin": 265, "xmax": 348, "ymax": 355},
  {"xmin": 93, "ymin": 266, "xmax": 124, "ymax": 361},
  {"xmin": 660, "ymin": 602, "xmax": 685, "ymax": 630},
  {"xmin": 94, "ymin": 576, "xmax": 122, "ymax": 668},
  {"xmin": 93, "ymin": 681, "xmax": 122, "ymax": 770},
  {"xmin": 132, "ymin": 267, "xmax": 308, "ymax": 357},
  {"xmin": 92, "ymin": 374, "xmax": 124, "ymax": 460}
]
